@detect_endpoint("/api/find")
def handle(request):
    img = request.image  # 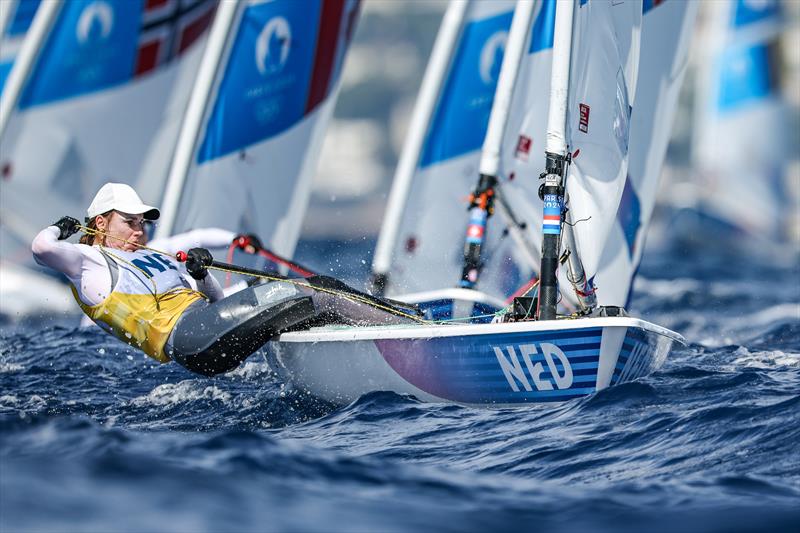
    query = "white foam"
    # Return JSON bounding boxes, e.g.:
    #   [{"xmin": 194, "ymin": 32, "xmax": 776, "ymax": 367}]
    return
[
  {"xmin": 634, "ymin": 277, "xmax": 702, "ymax": 300},
  {"xmin": 131, "ymin": 380, "xmax": 232, "ymax": 407},
  {"xmin": 0, "ymin": 362, "xmax": 24, "ymax": 373},
  {"xmin": 0, "ymin": 394, "xmax": 46, "ymax": 410},
  {"xmin": 225, "ymin": 359, "xmax": 273, "ymax": 380},
  {"xmin": 634, "ymin": 276, "xmax": 747, "ymax": 301},
  {"xmin": 668, "ymin": 303, "xmax": 799, "ymax": 348},
  {"xmin": 0, "ymin": 394, "xmax": 19, "ymax": 407},
  {"xmin": 729, "ymin": 303, "xmax": 800, "ymax": 330},
  {"xmin": 731, "ymin": 346, "xmax": 800, "ymax": 369}
]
